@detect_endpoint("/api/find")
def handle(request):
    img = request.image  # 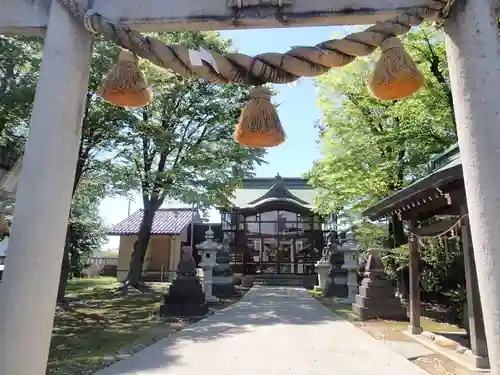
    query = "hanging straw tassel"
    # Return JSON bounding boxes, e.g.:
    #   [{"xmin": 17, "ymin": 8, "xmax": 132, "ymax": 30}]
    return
[
  {"xmin": 98, "ymin": 49, "xmax": 152, "ymax": 108},
  {"xmin": 0, "ymin": 214, "xmax": 9, "ymax": 234},
  {"xmin": 234, "ymin": 86, "xmax": 286, "ymax": 148},
  {"xmin": 368, "ymin": 37, "xmax": 424, "ymax": 101}
]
